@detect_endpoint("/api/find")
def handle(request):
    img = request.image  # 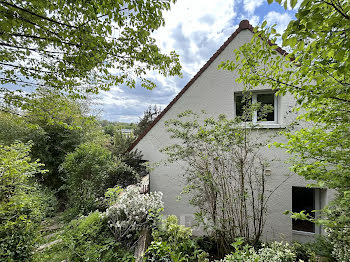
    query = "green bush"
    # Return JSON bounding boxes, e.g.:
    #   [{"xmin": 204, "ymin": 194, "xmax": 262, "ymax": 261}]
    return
[
  {"xmin": 325, "ymin": 196, "xmax": 350, "ymax": 262},
  {"xmin": 291, "ymin": 242, "xmax": 316, "ymax": 262},
  {"xmin": 61, "ymin": 141, "xmax": 142, "ymax": 216},
  {"xmin": 61, "ymin": 211, "xmax": 134, "ymax": 262},
  {"xmin": 304, "ymin": 235, "xmax": 334, "ymax": 260},
  {"xmin": 60, "ymin": 142, "xmax": 113, "ymax": 214},
  {"xmin": 0, "ymin": 142, "xmax": 47, "ymax": 261},
  {"xmin": 144, "ymin": 215, "xmax": 208, "ymax": 262}
]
